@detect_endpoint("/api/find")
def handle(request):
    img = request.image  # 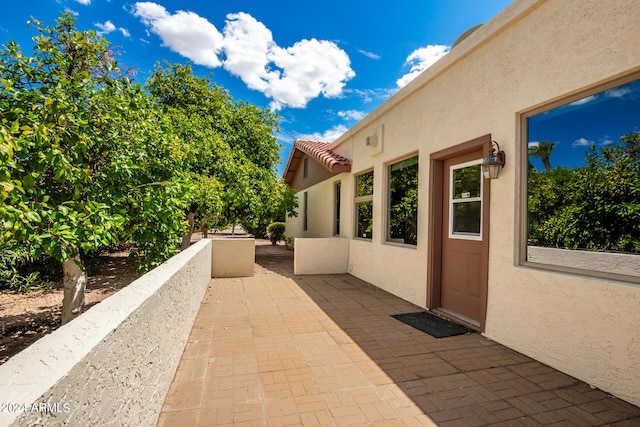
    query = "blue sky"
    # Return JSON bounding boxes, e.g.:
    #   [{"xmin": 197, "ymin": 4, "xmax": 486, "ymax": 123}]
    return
[
  {"xmin": 528, "ymin": 79, "xmax": 640, "ymax": 170},
  {"xmin": 0, "ymin": 0, "xmax": 514, "ymax": 175}
]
